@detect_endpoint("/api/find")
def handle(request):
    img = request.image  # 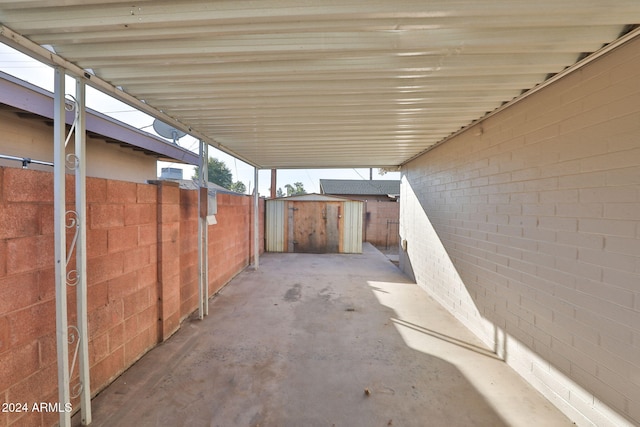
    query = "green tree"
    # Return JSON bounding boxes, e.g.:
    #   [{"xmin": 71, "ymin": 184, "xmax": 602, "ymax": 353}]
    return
[
  {"xmin": 193, "ymin": 157, "xmax": 232, "ymax": 189},
  {"xmin": 284, "ymin": 182, "xmax": 306, "ymax": 196},
  {"xmin": 229, "ymin": 181, "xmax": 247, "ymax": 194}
]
